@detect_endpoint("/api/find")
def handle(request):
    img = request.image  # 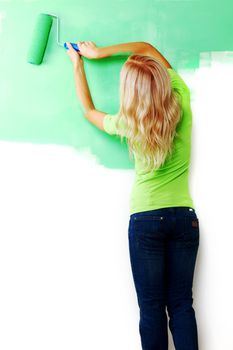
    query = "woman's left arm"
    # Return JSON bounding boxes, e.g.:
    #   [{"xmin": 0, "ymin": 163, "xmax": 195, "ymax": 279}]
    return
[{"xmin": 66, "ymin": 42, "xmax": 107, "ymax": 132}]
